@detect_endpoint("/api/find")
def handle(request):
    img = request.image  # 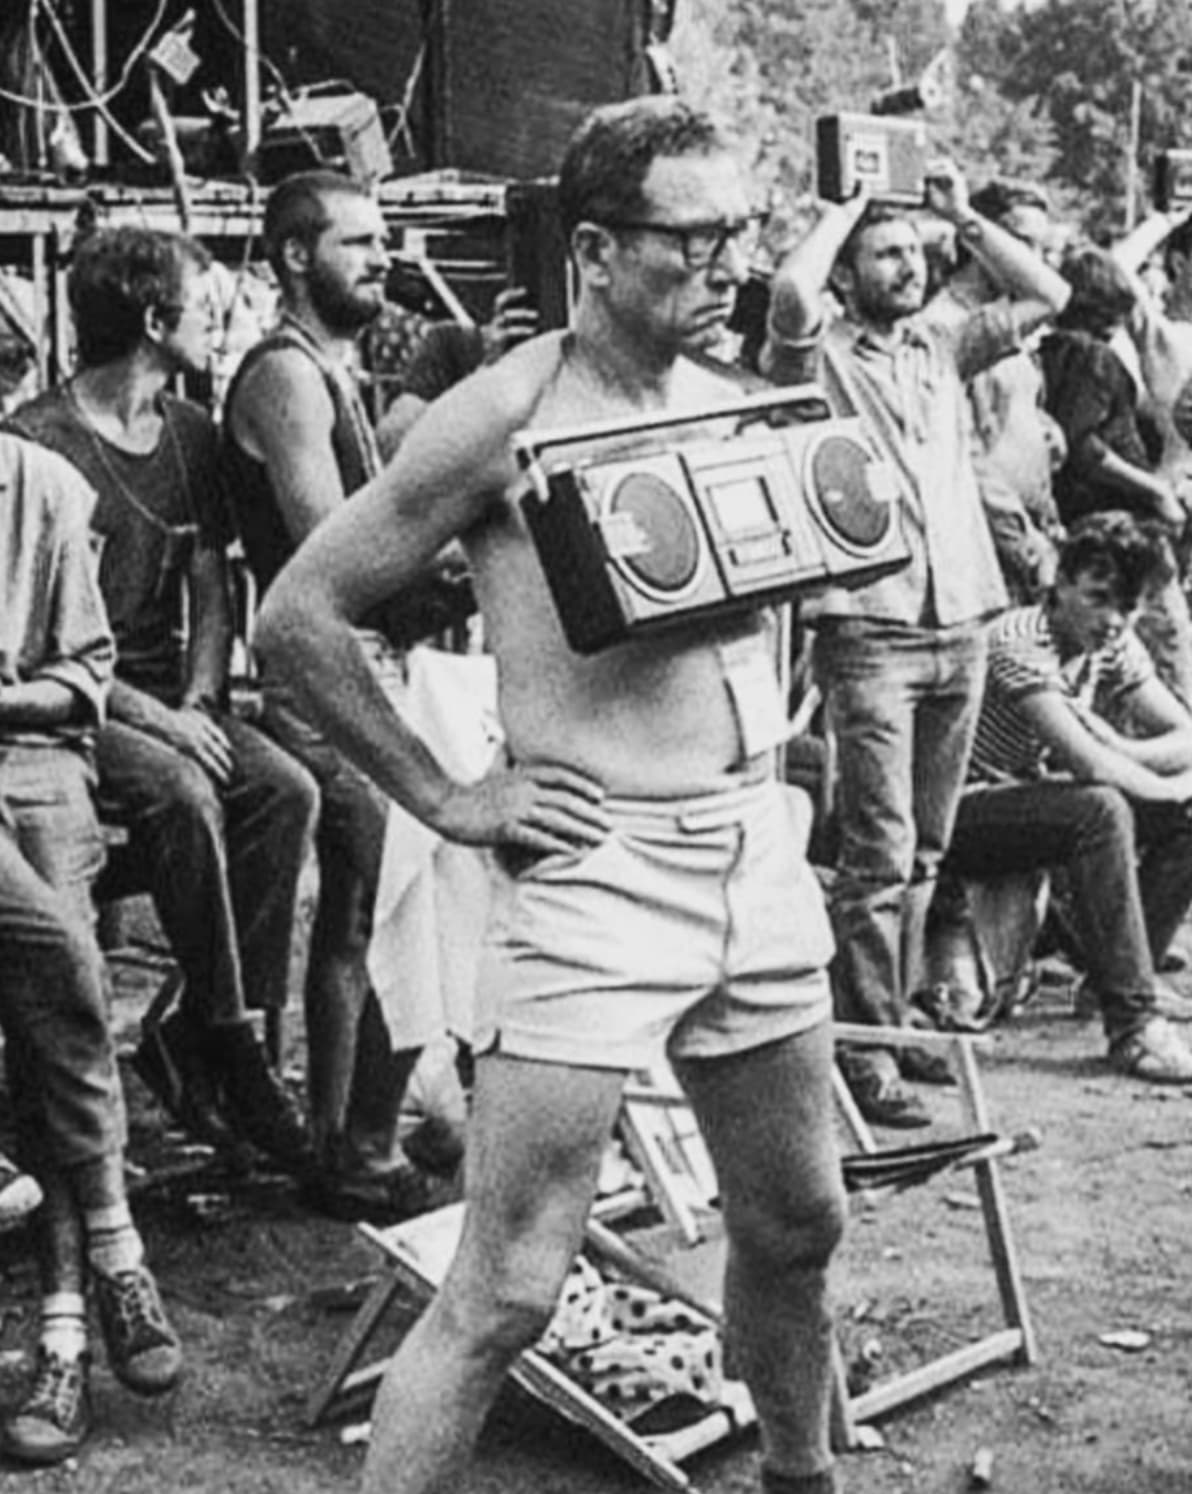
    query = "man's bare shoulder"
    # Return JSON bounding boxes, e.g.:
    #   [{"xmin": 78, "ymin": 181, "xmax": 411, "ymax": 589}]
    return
[
  {"xmin": 229, "ymin": 343, "xmax": 334, "ymax": 442},
  {"xmin": 448, "ymin": 329, "xmax": 569, "ymax": 429}
]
